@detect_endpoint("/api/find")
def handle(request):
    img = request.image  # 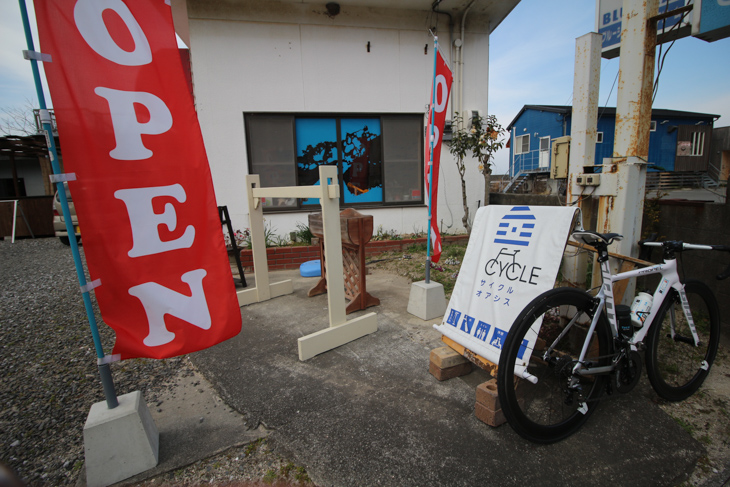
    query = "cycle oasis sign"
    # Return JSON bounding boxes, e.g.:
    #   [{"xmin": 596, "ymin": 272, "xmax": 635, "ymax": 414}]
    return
[{"xmin": 434, "ymin": 205, "xmax": 578, "ymax": 366}]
